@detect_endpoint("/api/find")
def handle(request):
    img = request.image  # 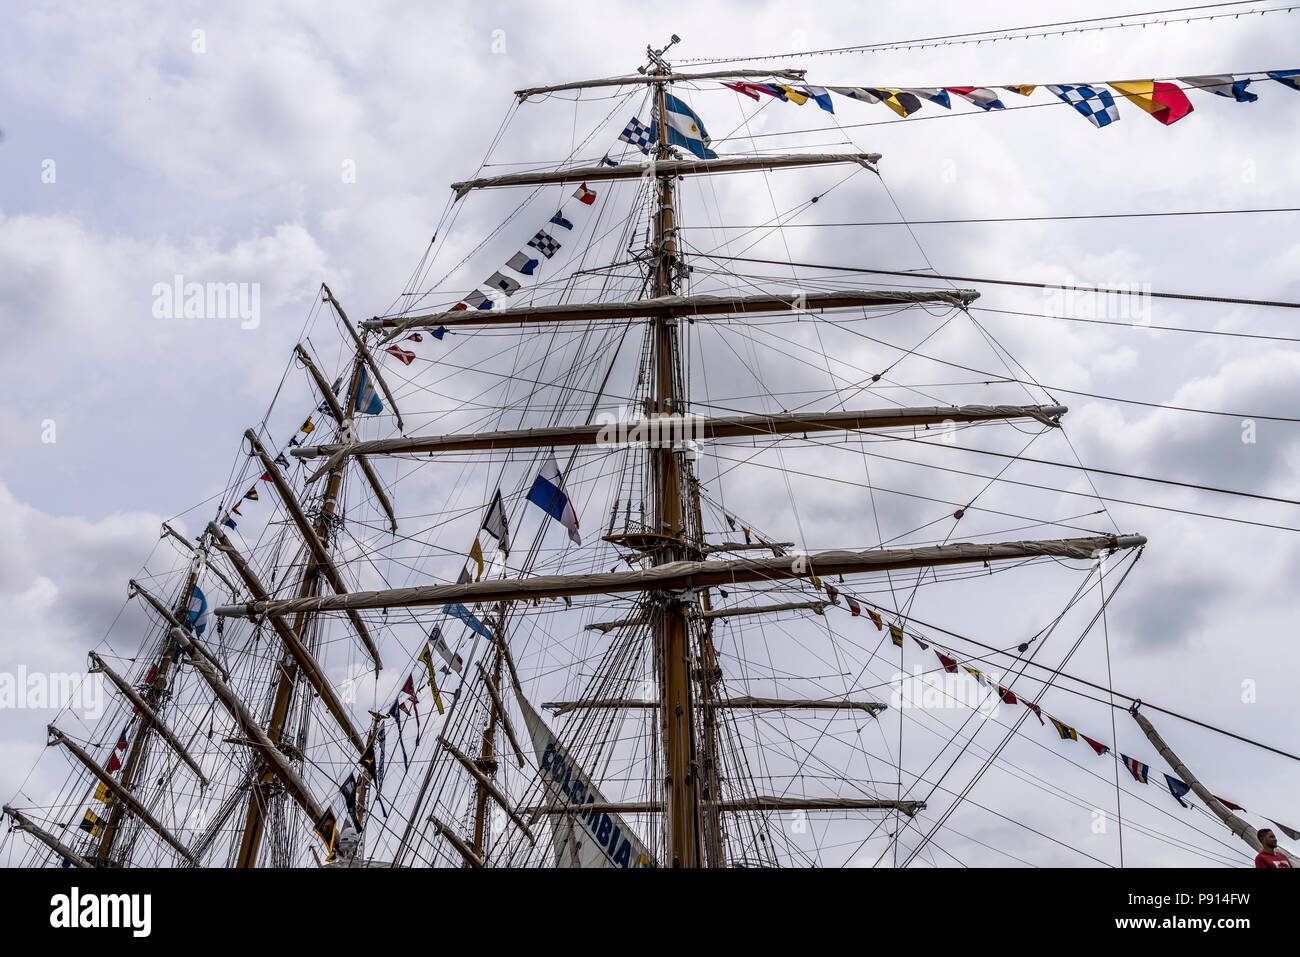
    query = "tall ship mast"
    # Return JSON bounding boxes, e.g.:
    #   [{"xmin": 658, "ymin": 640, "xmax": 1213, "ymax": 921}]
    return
[{"xmin": 10, "ymin": 38, "xmax": 1294, "ymax": 872}]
